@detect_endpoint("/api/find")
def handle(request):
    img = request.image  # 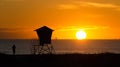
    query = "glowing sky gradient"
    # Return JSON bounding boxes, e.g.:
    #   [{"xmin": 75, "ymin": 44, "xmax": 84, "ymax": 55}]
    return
[{"xmin": 0, "ymin": 0, "xmax": 120, "ymax": 39}]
